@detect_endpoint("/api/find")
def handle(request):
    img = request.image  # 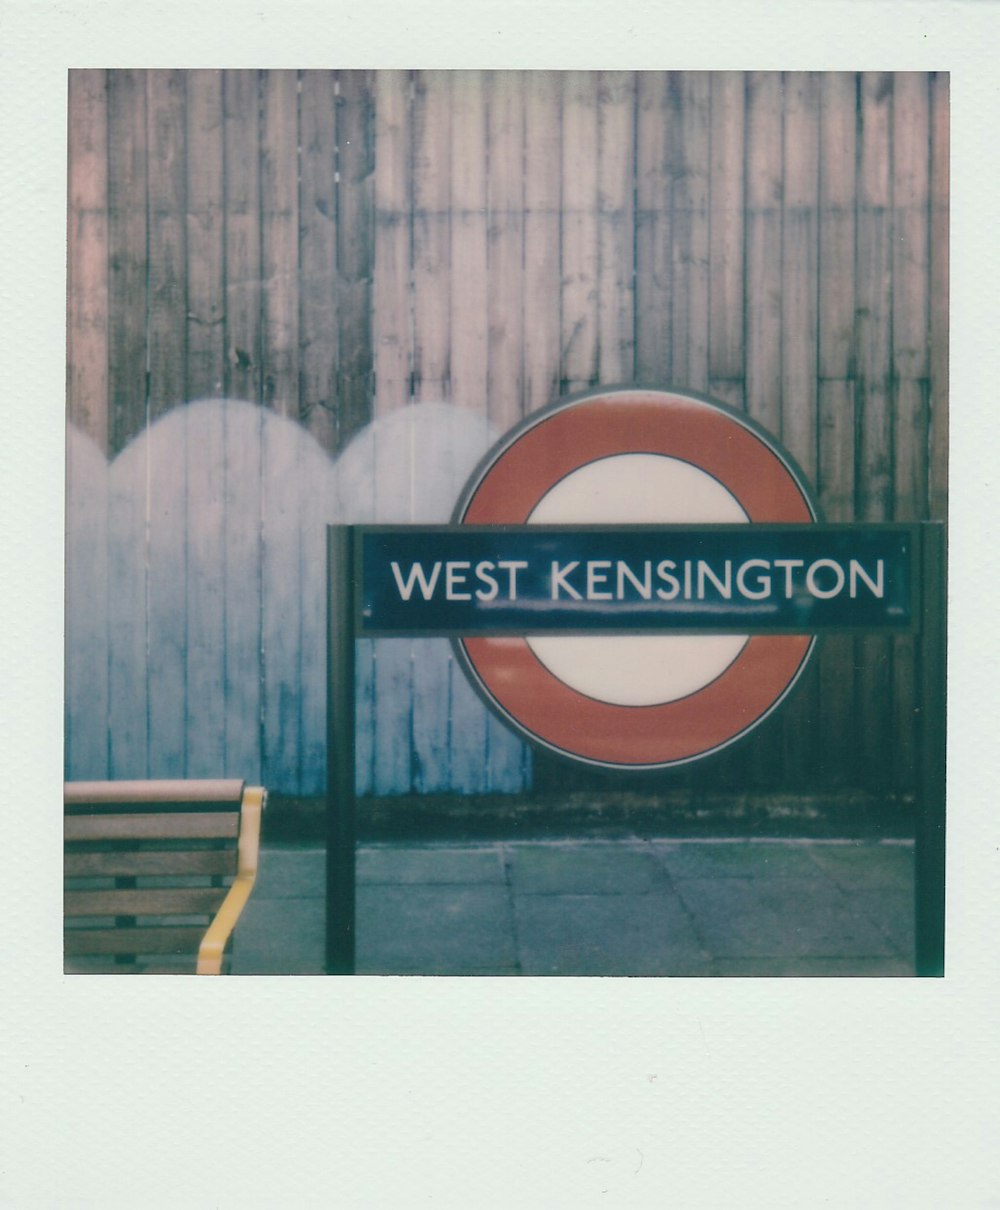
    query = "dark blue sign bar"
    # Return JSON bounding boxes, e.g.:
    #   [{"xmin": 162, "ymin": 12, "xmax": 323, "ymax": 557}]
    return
[{"xmin": 356, "ymin": 524, "xmax": 916, "ymax": 635}]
